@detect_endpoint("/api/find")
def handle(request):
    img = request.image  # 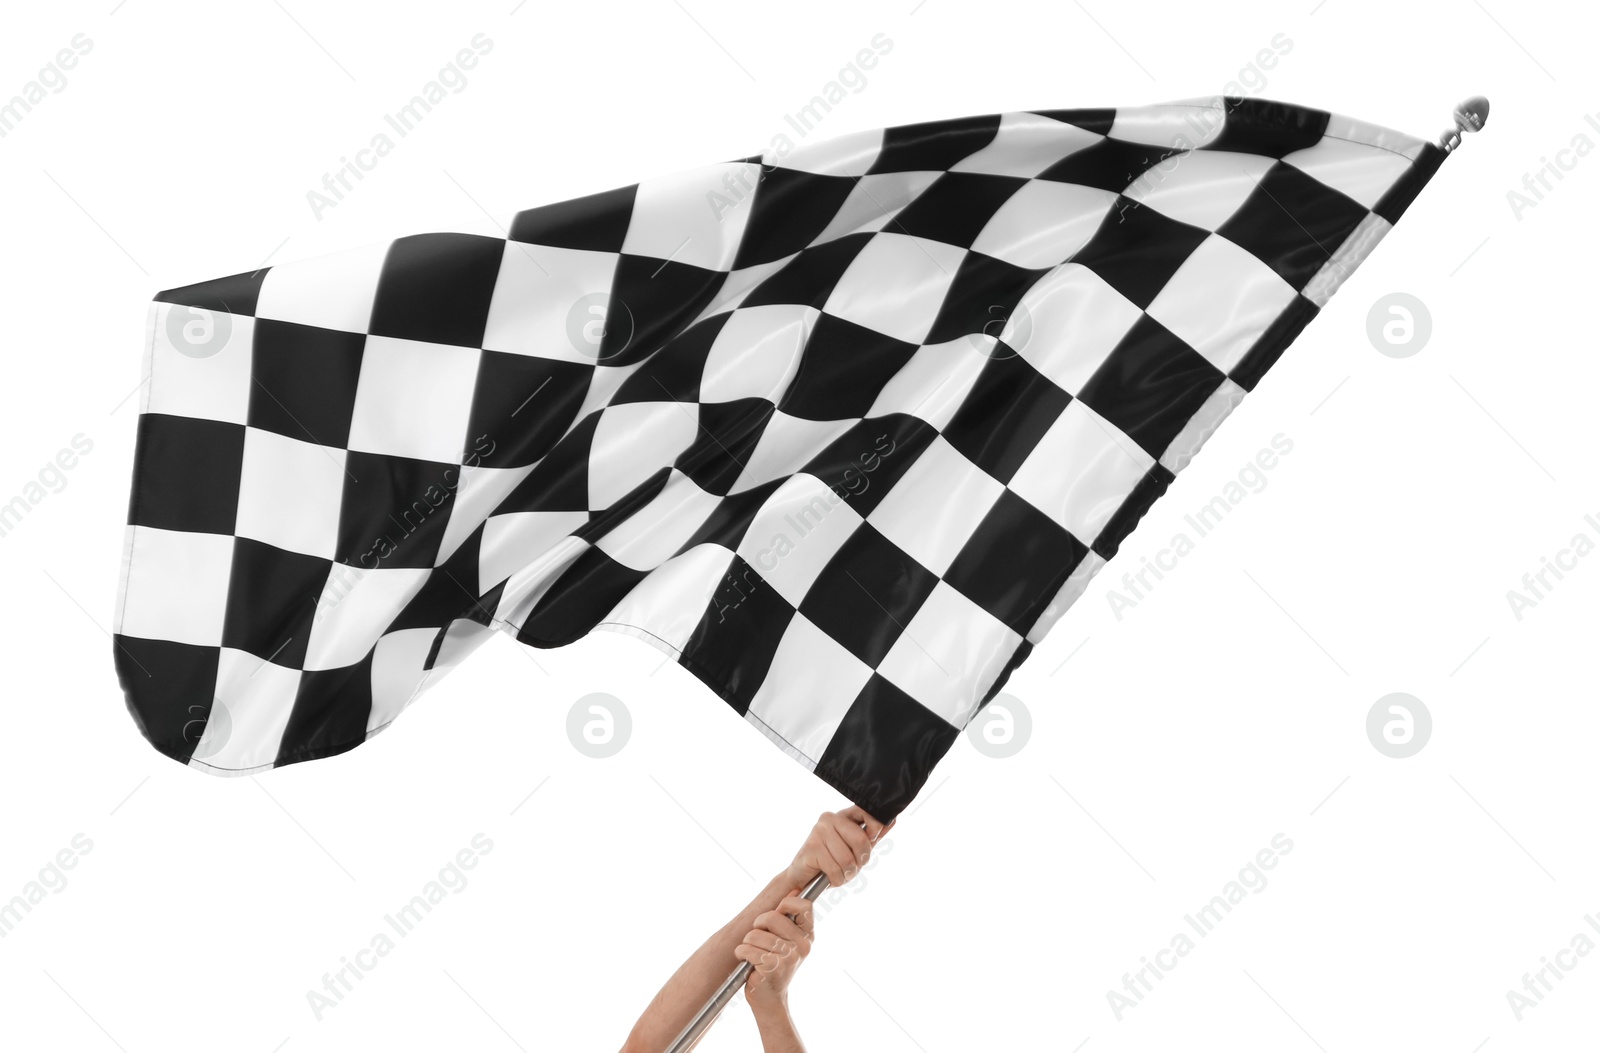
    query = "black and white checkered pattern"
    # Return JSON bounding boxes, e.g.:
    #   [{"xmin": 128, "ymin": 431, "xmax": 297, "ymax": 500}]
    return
[{"xmin": 113, "ymin": 97, "xmax": 1447, "ymax": 820}]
